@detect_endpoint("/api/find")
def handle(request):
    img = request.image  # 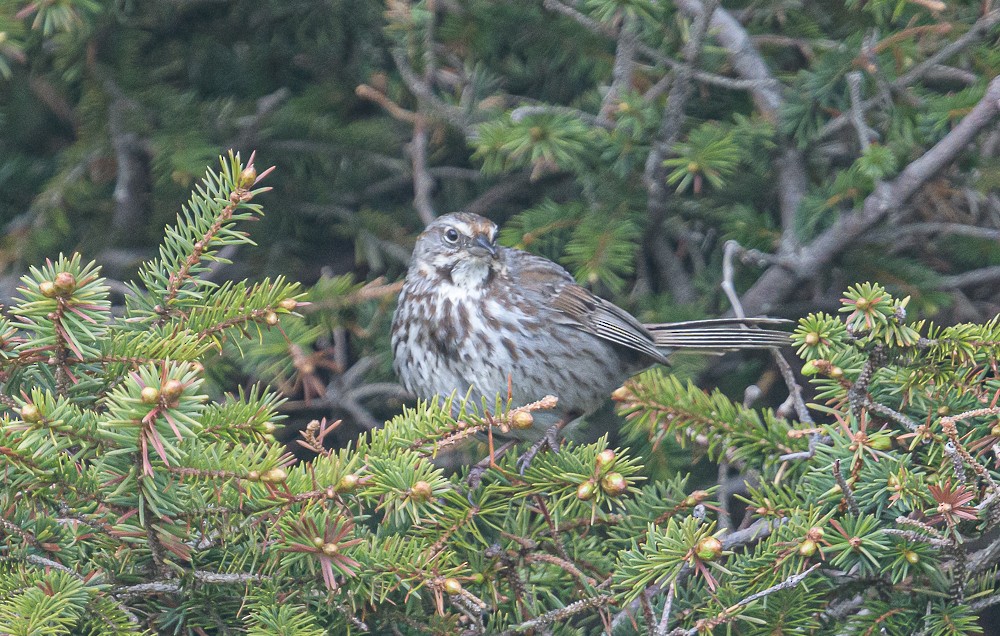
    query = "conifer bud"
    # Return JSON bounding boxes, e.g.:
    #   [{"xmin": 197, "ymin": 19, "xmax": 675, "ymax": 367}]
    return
[
  {"xmin": 829, "ymin": 366, "xmax": 844, "ymax": 379},
  {"xmin": 322, "ymin": 542, "xmax": 339, "ymax": 556},
  {"xmin": 279, "ymin": 298, "xmax": 298, "ymax": 311},
  {"xmin": 854, "ymin": 297, "xmax": 870, "ymax": 310},
  {"xmin": 247, "ymin": 470, "xmax": 260, "ymax": 481},
  {"xmin": 936, "ymin": 406, "xmax": 950, "ymax": 416},
  {"xmin": 264, "ymin": 311, "xmax": 279, "ymax": 326},
  {"xmin": 443, "ymin": 578, "xmax": 463, "ymax": 595},
  {"xmin": 39, "ymin": 281, "xmax": 57, "ymax": 298},
  {"xmin": 20, "ymin": 403, "xmax": 41, "ymax": 423},
  {"xmin": 262, "ymin": 421, "xmax": 276, "ymax": 434},
  {"xmin": 239, "ymin": 165, "xmax": 257, "ymax": 188},
  {"xmin": 904, "ymin": 550, "xmax": 919, "ymax": 564},
  {"xmin": 600, "ymin": 472, "xmax": 627, "ymax": 496},
  {"xmin": 804, "ymin": 332, "xmax": 820, "ymax": 346},
  {"xmin": 162, "ymin": 379, "xmax": 184, "ymax": 401},
  {"xmin": 411, "ymin": 480, "xmax": 433, "ymax": 502},
  {"xmin": 696, "ymin": 536, "xmax": 723, "ymax": 561},
  {"xmin": 577, "ymin": 480, "xmax": 596, "ymax": 500},
  {"xmin": 595, "ymin": 449, "xmax": 616, "ymax": 468},
  {"xmin": 140, "ymin": 387, "xmax": 161, "ymax": 404},
  {"xmin": 337, "ymin": 474, "xmax": 359, "ymax": 492},
  {"xmin": 798, "ymin": 539, "xmax": 817, "ymax": 557},
  {"xmin": 261, "ymin": 467, "xmax": 287, "ymax": 483},
  {"xmin": 312, "ymin": 536, "xmax": 325, "ymax": 548},
  {"xmin": 611, "ymin": 386, "xmax": 630, "ymax": 401},
  {"xmin": 53, "ymin": 272, "xmax": 76, "ymax": 295},
  {"xmin": 806, "ymin": 527, "xmax": 825, "ymax": 542},
  {"xmin": 511, "ymin": 410, "xmax": 533, "ymax": 430}
]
